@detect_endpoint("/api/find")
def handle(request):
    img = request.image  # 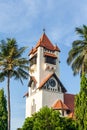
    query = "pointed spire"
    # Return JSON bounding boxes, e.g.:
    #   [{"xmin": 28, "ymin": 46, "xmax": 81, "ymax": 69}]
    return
[{"xmin": 29, "ymin": 31, "xmax": 60, "ymax": 55}]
